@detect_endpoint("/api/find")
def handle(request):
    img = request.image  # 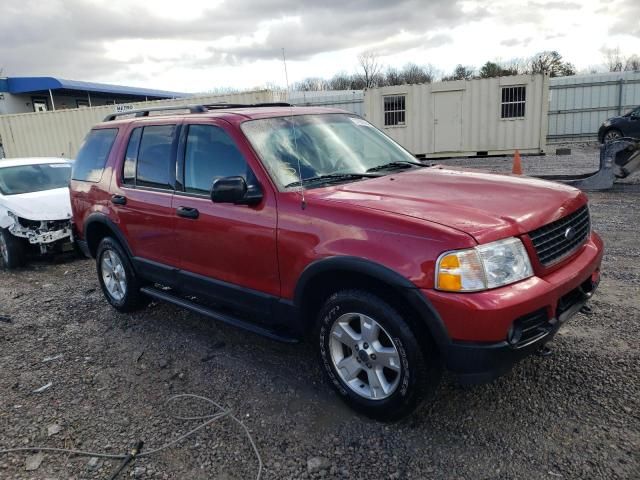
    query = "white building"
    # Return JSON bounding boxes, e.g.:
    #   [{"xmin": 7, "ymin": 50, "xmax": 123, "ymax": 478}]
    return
[{"xmin": 0, "ymin": 76, "xmax": 186, "ymax": 115}]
